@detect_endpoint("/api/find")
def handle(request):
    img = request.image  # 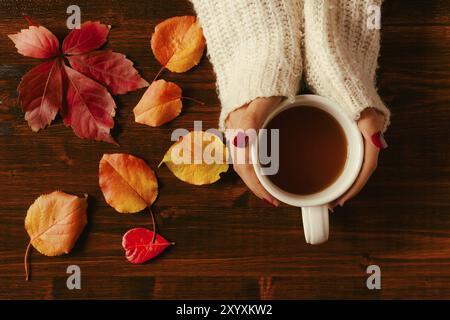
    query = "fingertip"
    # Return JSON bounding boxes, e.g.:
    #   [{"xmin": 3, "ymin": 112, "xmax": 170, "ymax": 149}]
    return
[
  {"xmin": 262, "ymin": 197, "xmax": 278, "ymax": 208},
  {"xmin": 328, "ymin": 202, "xmax": 338, "ymax": 212},
  {"xmin": 271, "ymin": 198, "xmax": 280, "ymax": 207},
  {"xmin": 261, "ymin": 192, "xmax": 280, "ymax": 208}
]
